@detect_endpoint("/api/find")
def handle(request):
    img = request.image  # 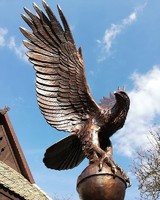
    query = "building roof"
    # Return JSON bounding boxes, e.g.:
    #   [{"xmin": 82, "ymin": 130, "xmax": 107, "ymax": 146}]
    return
[
  {"xmin": 0, "ymin": 107, "xmax": 52, "ymax": 200},
  {"xmin": 0, "ymin": 107, "xmax": 34, "ymax": 183},
  {"xmin": 0, "ymin": 161, "xmax": 52, "ymax": 200}
]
